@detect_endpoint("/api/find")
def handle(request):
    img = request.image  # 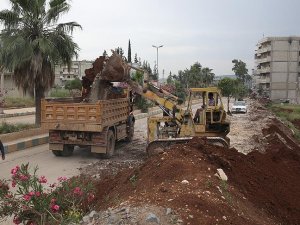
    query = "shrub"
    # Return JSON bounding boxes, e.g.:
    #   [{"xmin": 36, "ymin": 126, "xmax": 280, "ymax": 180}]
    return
[
  {"xmin": 0, "ymin": 123, "xmax": 37, "ymax": 134},
  {"xmin": 49, "ymin": 88, "xmax": 71, "ymax": 98},
  {"xmin": 4, "ymin": 97, "xmax": 35, "ymax": 108},
  {"xmin": 0, "ymin": 163, "xmax": 96, "ymax": 225},
  {"xmin": 134, "ymin": 96, "xmax": 150, "ymax": 113},
  {"xmin": 65, "ymin": 78, "xmax": 82, "ymax": 91}
]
